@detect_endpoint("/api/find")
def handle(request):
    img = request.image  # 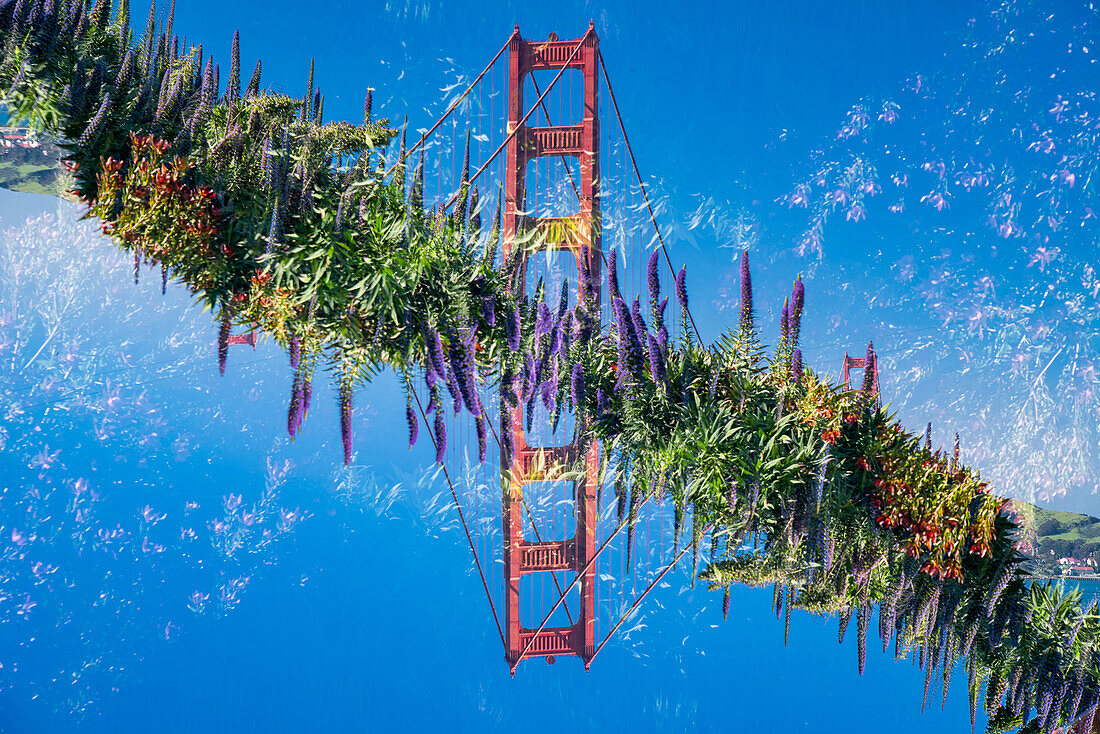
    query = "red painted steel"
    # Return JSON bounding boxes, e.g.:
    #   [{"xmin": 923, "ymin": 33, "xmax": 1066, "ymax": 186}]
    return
[
  {"xmin": 502, "ymin": 23, "xmax": 602, "ymax": 674},
  {"xmin": 841, "ymin": 348, "xmax": 879, "ymax": 397},
  {"xmin": 227, "ymin": 331, "xmax": 257, "ymax": 348}
]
